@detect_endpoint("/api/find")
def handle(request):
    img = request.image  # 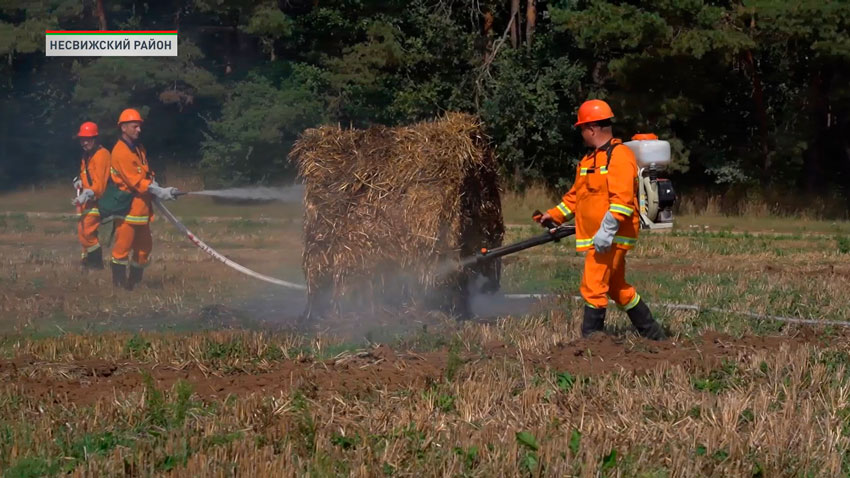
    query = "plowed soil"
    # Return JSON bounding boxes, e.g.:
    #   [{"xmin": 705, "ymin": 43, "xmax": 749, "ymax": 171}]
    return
[{"xmin": 1, "ymin": 331, "xmax": 826, "ymax": 405}]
